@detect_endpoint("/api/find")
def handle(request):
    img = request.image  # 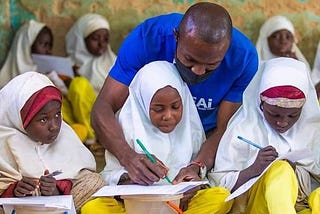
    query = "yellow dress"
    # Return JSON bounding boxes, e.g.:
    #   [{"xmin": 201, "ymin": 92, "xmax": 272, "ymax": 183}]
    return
[{"xmin": 61, "ymin": 76, "xmax": 96, "ymax": 142}]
